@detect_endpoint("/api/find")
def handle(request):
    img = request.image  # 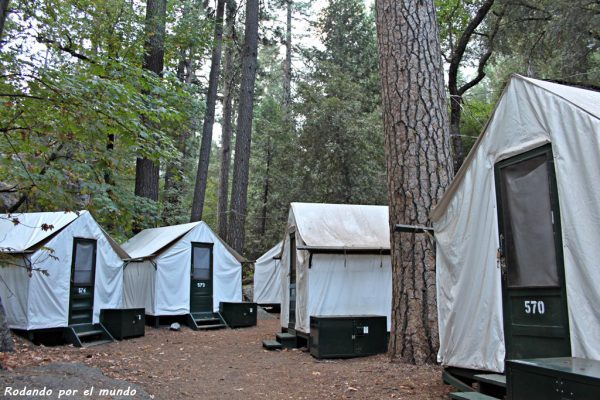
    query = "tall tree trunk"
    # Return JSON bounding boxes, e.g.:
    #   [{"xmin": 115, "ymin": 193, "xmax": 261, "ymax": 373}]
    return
[
  {"xmin": 0, "ymin": 295, "xmax": 13, "ymax": 352},
  {"xmin": 282, "ymin": 0, "xmax": 292, "ymax": 115},
  {"xmin": 216, "ymin": 0, "xmax": 237, "ymax": 239},
  {"xmin": 375, "ymin": 0, "xmax": 453, "ymax": 364},
  {"xmin": 260, "ymin": 138, "xmax": 272, "ymax": 235},
  {"xmin": 0, "ymin": 0, "xmax": 9, "ymax": 42},
  {"xmin": 190, "ymin": 0, "xmax": 226, "ymax": 222},
  {"xmin": 134, "ymin": 0, "xmax": 167, "ymax": 203},
  {"xmin": 227, "ymin": 0, "xmax": 259, "ymax": 253}
]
